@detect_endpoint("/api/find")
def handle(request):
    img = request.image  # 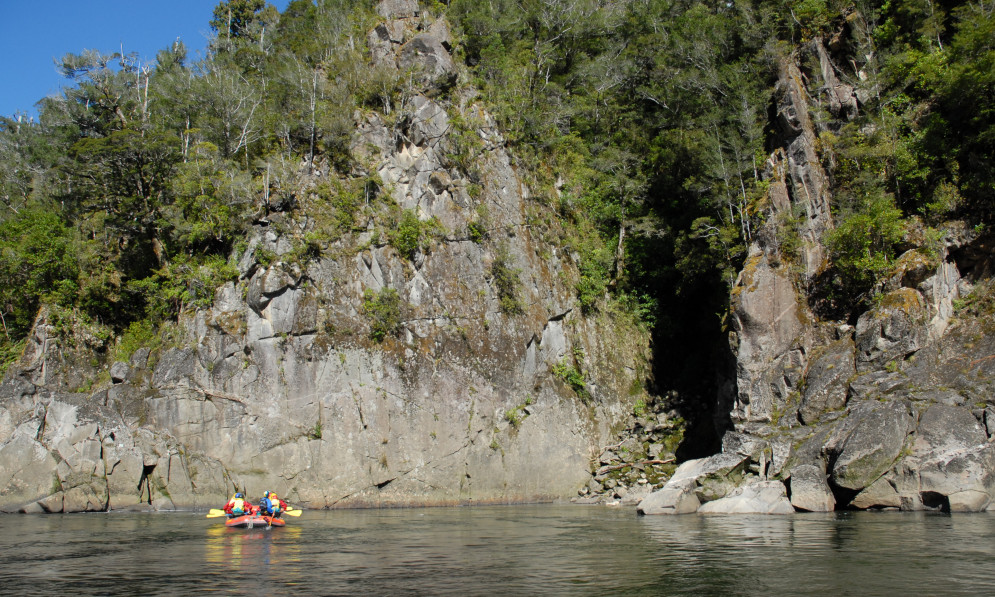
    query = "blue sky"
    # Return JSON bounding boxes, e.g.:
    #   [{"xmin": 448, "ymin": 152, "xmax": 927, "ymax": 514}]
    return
[{"xmin": 0, "ymin": 0, "xmax": 290, "ymax": 119}]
